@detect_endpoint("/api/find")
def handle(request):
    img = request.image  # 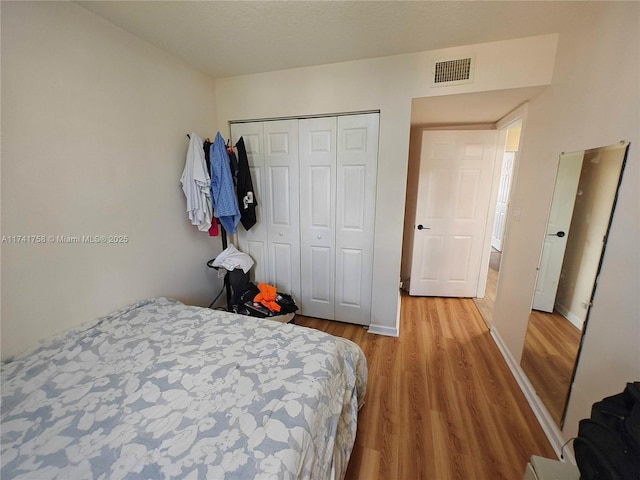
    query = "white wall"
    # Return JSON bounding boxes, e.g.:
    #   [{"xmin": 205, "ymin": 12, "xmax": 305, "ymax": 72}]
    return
[
  {"xmin": 491, "ymin": 2, "xmax": 640, "ymax": 441},
  {"xmin": 400, "ymin": 127, "xmax": 423, "ymax": 285},
  {"xmin": 214, "ymin": 34, "xmax": 557, "ymax": 333},
  {"xmin": 1, "ymin": 2, "xmax": 220, "ymax": 359}
]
